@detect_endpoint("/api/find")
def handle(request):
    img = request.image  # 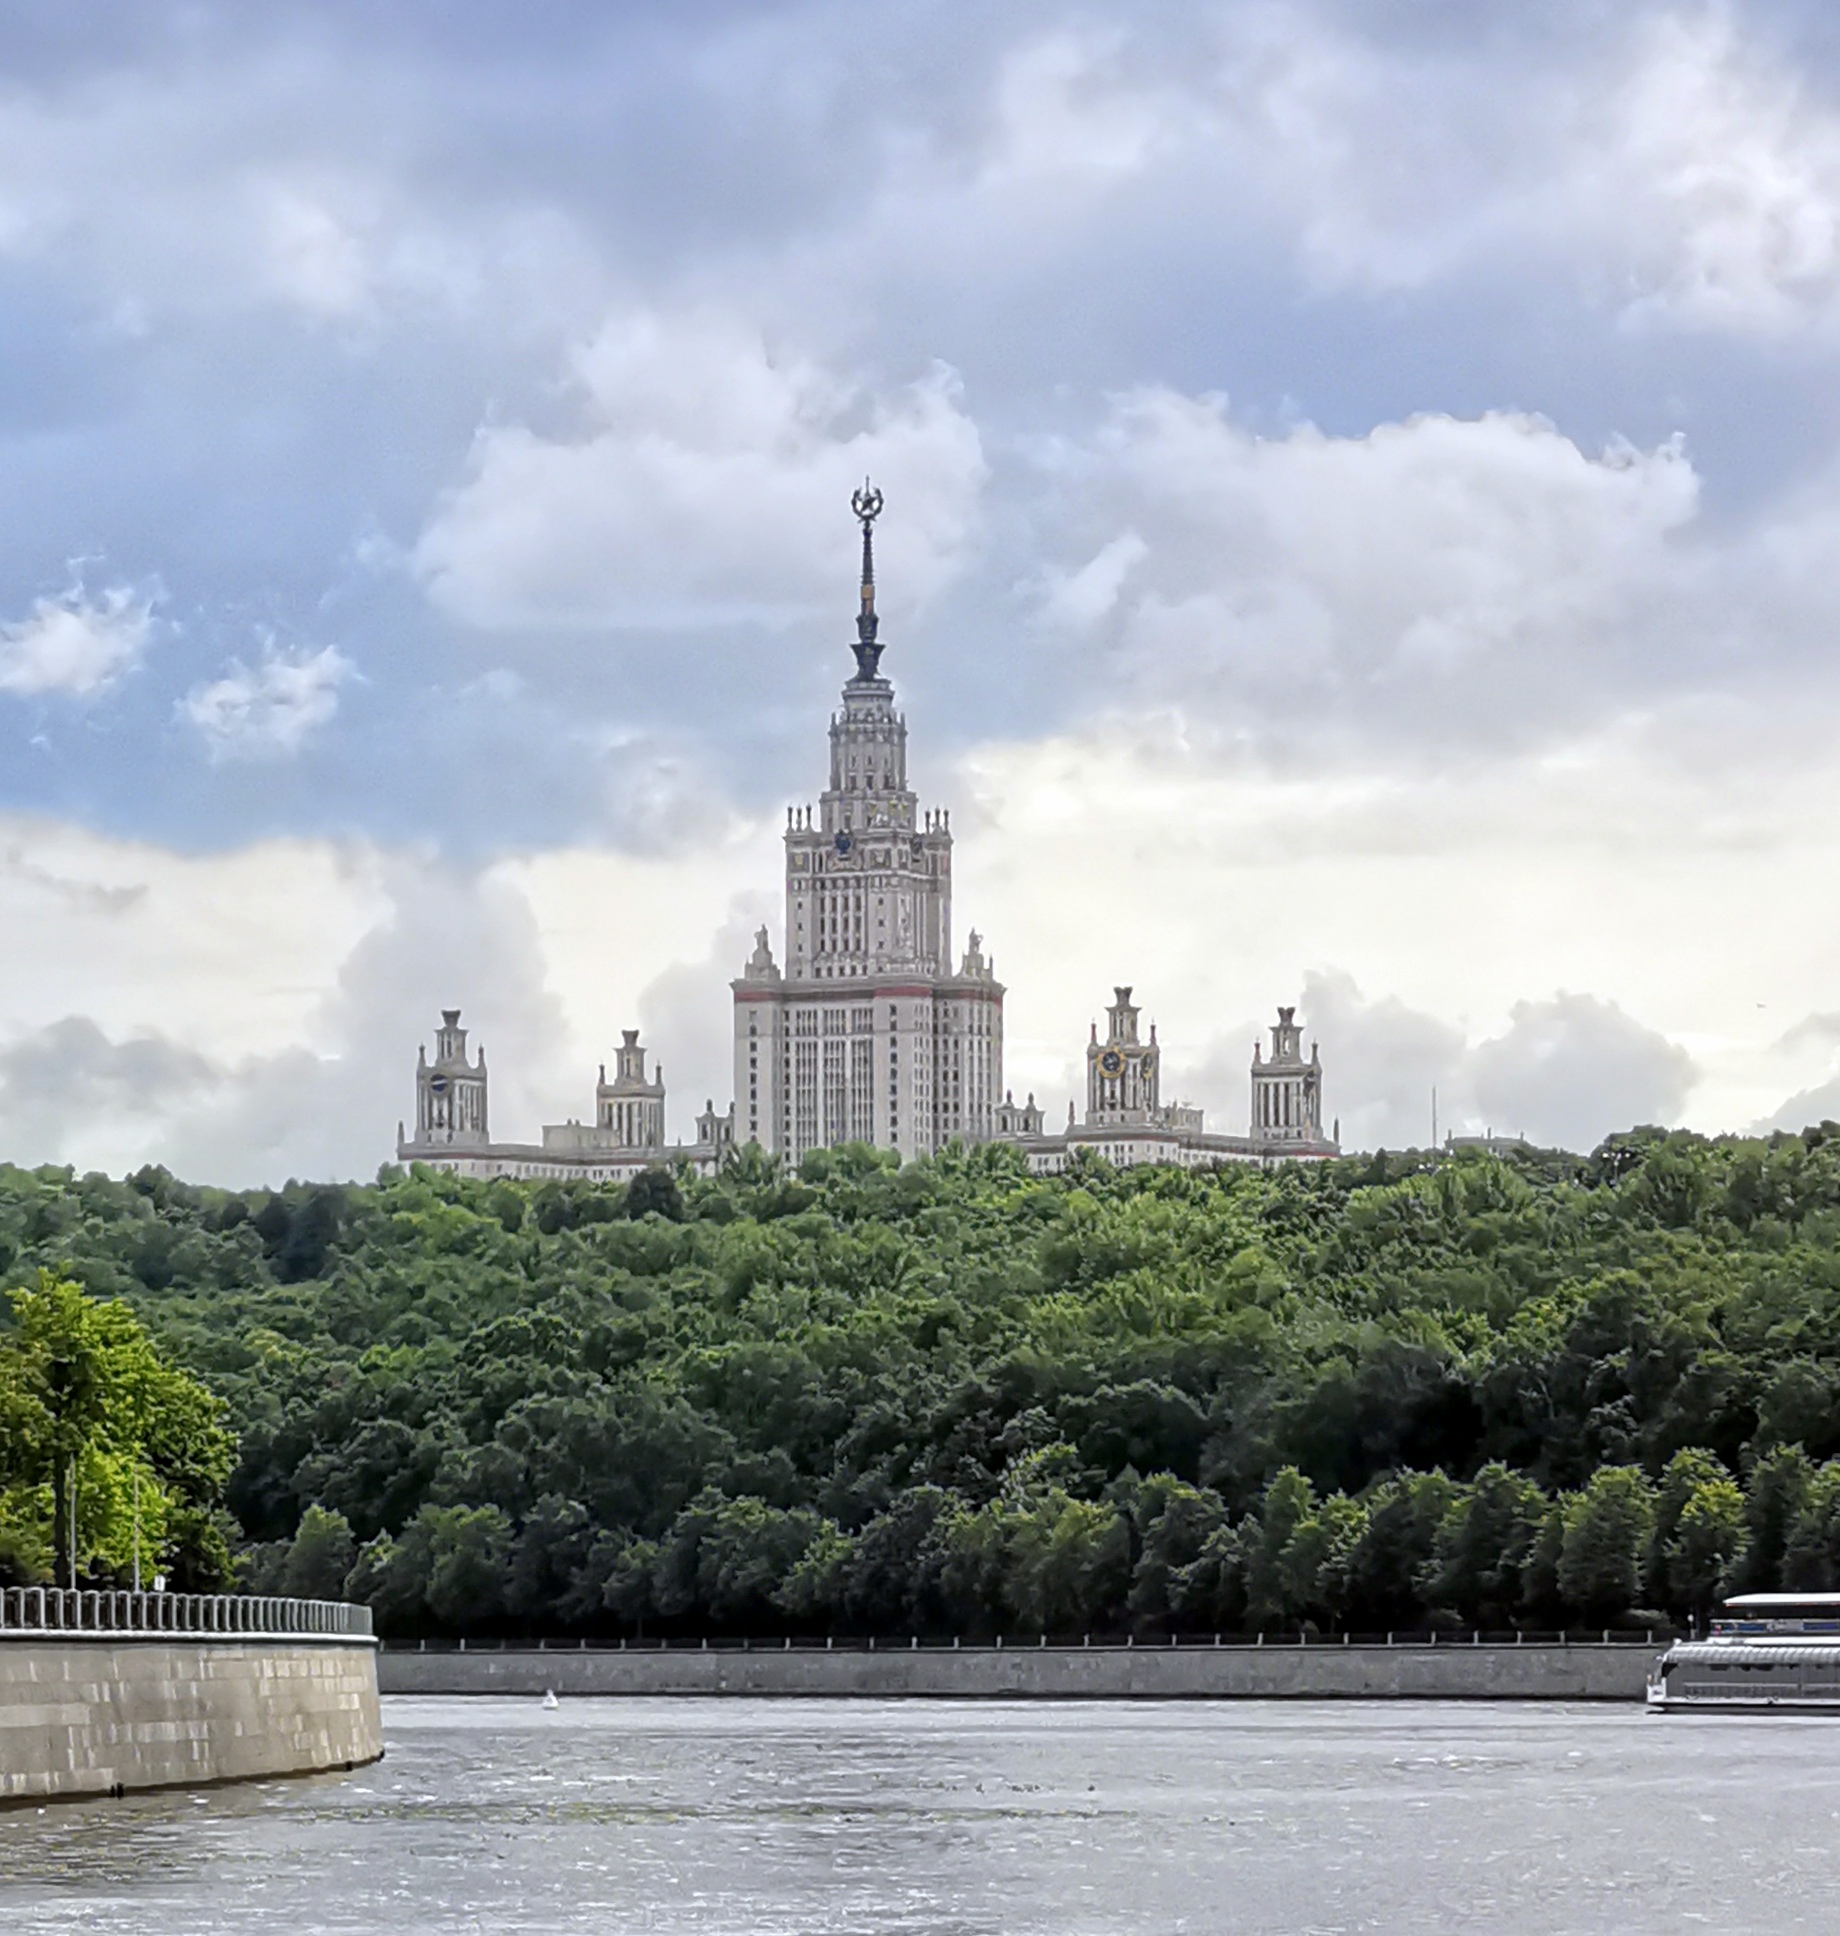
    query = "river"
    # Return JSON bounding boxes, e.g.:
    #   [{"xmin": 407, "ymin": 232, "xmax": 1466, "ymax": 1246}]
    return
[{"xmin": 2, "ymin": 1696, "xmax": 1835, "ymax": 1932}]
